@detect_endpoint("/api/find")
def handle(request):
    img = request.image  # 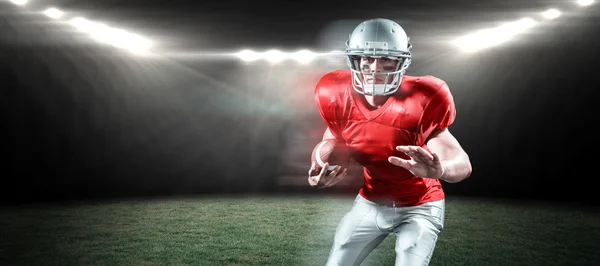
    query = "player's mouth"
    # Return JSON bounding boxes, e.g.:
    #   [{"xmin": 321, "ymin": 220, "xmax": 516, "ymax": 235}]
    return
[{"xmin": 365, "ymin": 77, "xmax": 387, "ymax": 84}]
